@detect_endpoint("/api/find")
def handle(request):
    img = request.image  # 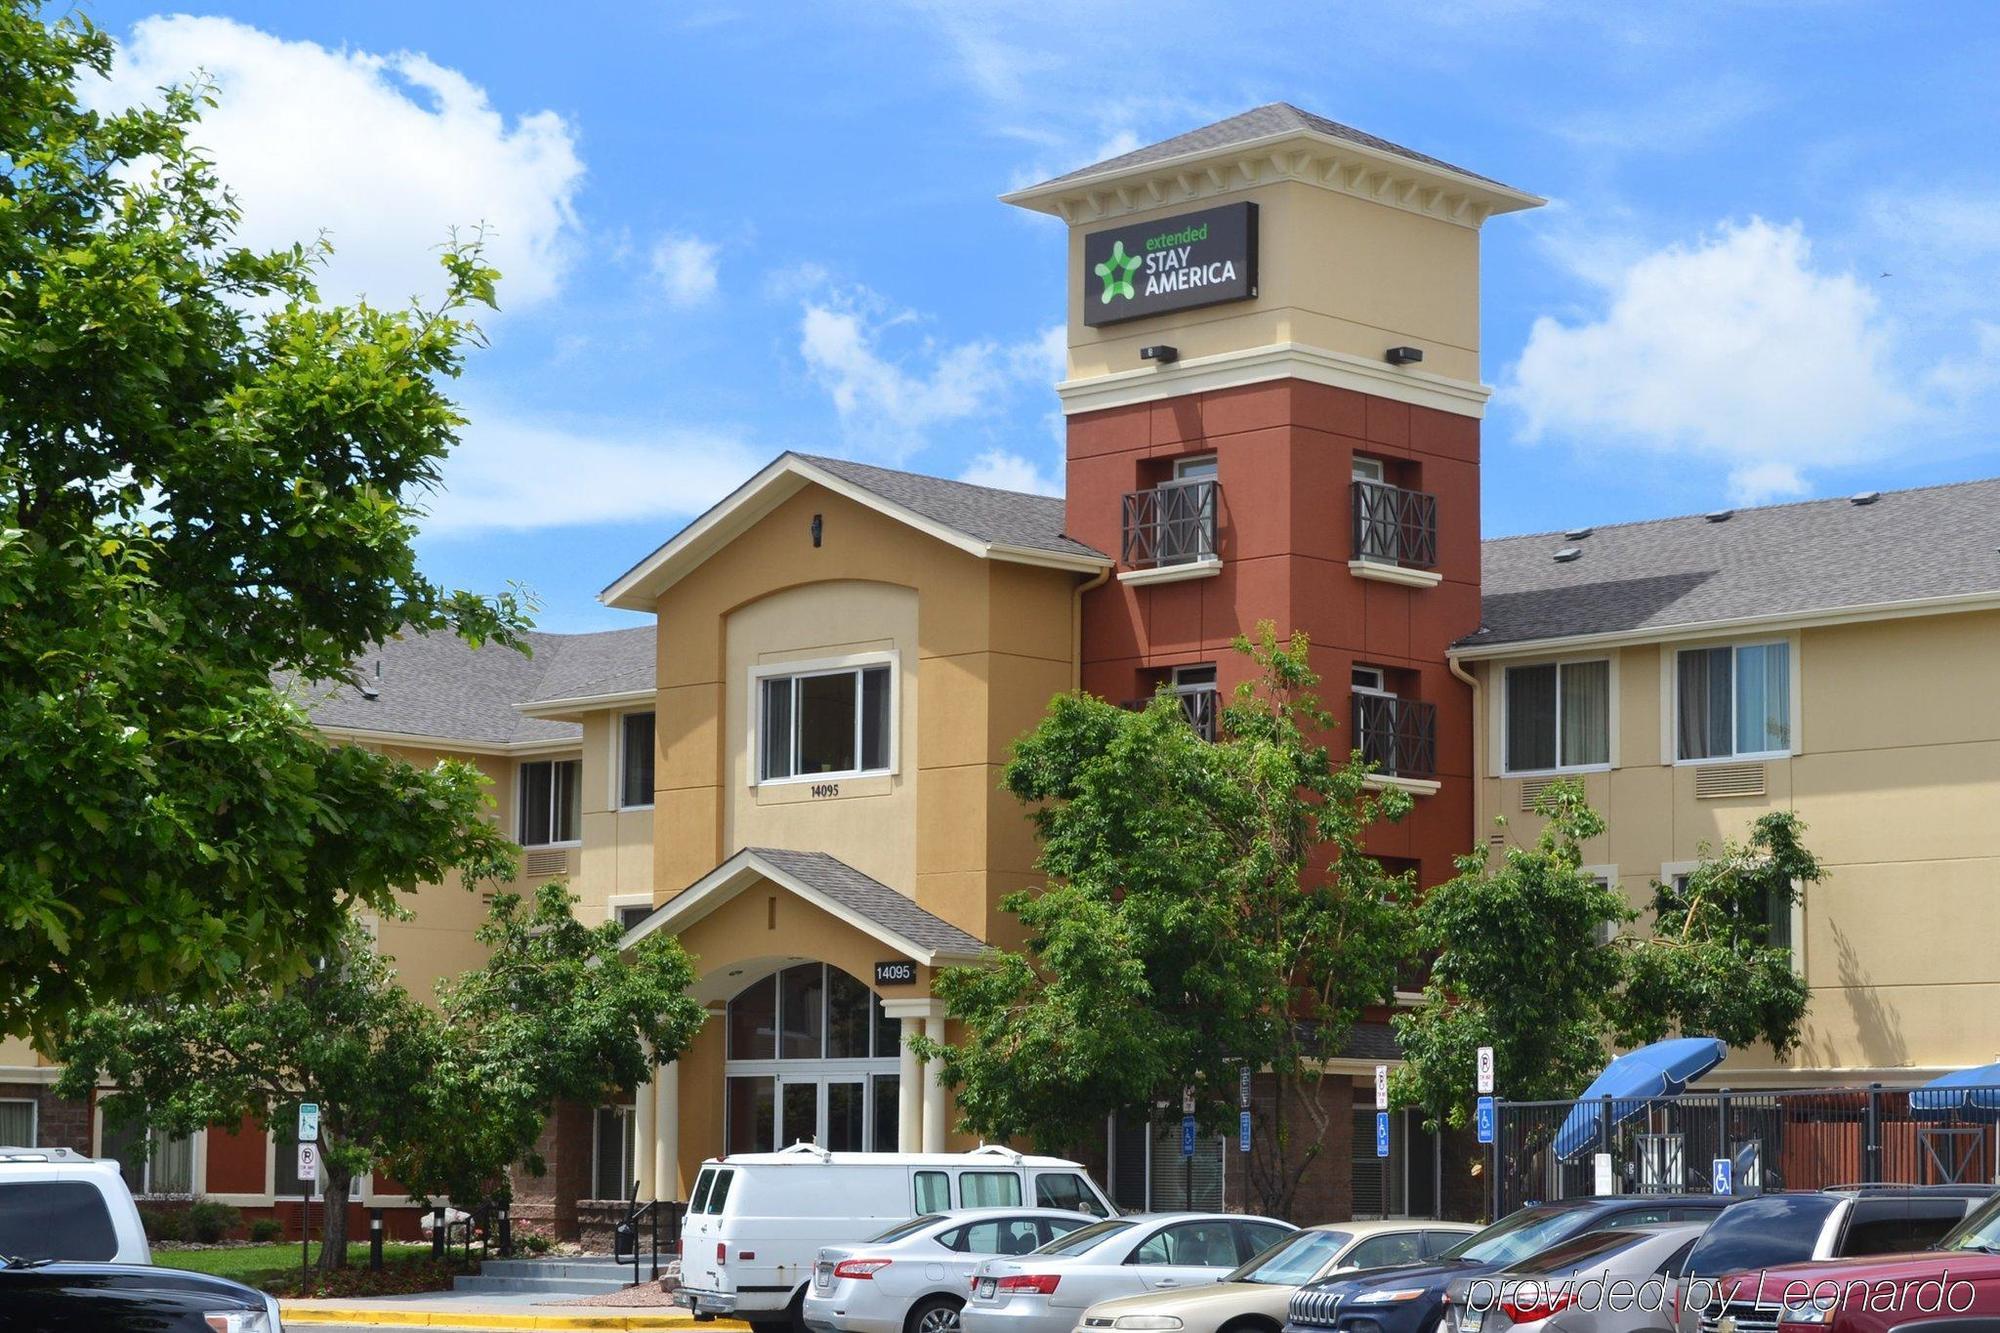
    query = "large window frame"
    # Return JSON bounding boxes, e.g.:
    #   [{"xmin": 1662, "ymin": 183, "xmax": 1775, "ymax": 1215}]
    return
[
  {"xmin": 722, "ymin": 962, "xmax": 902, "ymax": 1154},
  {"xmin": 99, "ymin": 1113, "xmax": 196, "ymax": 1198},
  {"xmin": 1500, "ymin": 657, "xmax": 1615, "ymax": 776},
  {"xmin": 749, "ymin": 653, "xmax": 899, "ymax": 787},
  {"xmin": 1671, "ymin": 638, "xmax": 1795, "ymax": 765},
  {"xmin": 517, "ymin": 756, "xmax": 581, "ymax": 847},
  {"xmin": 0, "ymin": 1098, "xmax": 35, "ymax": 1147},
  {"xmin": 618, "ymin": 711, "xmax": 656, "ymax": 811}
]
